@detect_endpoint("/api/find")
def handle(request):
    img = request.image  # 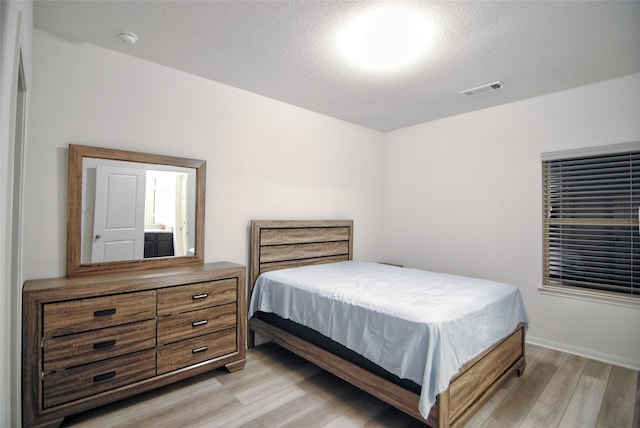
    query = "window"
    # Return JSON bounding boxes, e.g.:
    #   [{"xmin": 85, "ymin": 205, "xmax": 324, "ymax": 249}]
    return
[{"xmin": 542, "ymin": 143, "xmax": 640, "ymax": 300}]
